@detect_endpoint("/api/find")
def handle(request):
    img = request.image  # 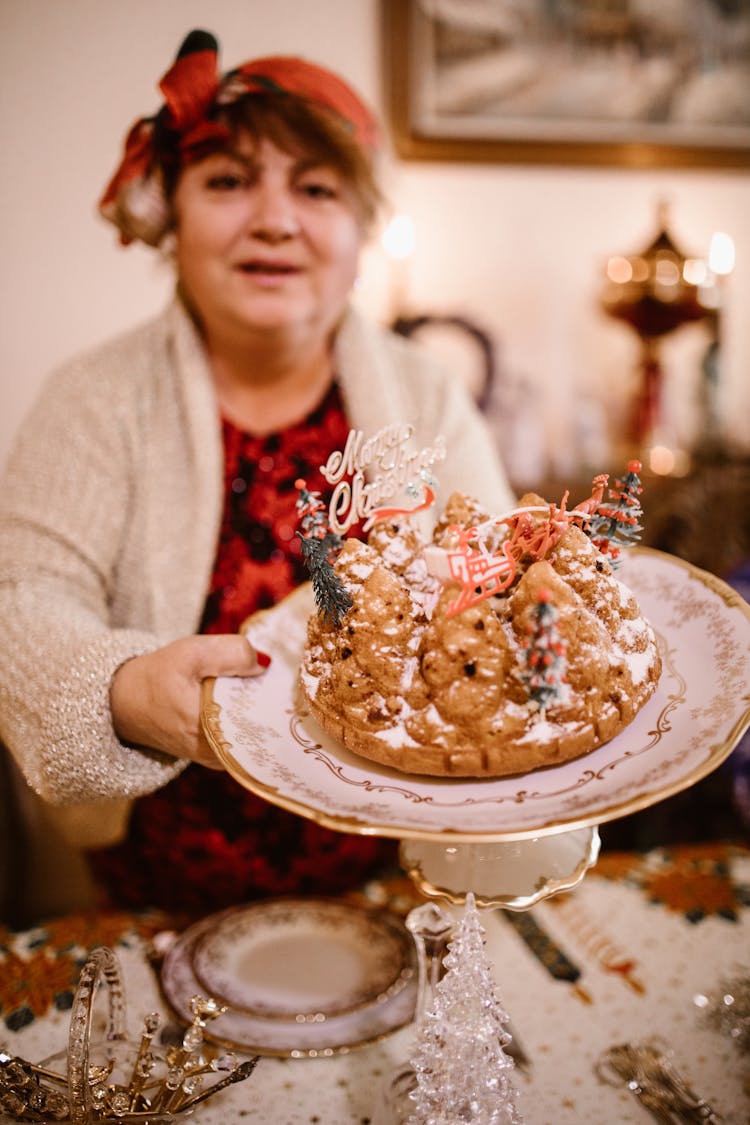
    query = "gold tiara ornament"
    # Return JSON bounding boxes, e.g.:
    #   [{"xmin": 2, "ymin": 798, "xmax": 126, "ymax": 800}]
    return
[{"xmin": 0, "ymin": 947, "xmax": 258, "ymax": 1123}]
